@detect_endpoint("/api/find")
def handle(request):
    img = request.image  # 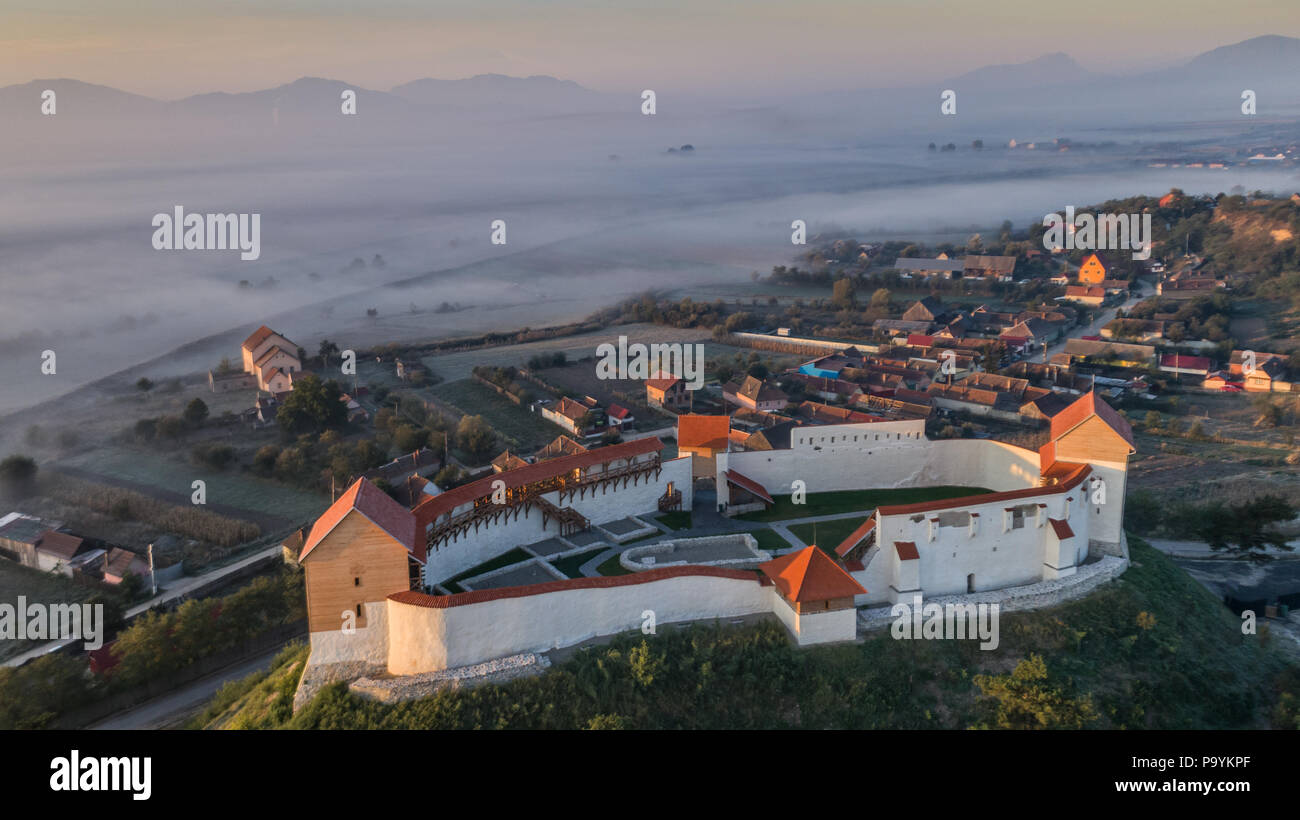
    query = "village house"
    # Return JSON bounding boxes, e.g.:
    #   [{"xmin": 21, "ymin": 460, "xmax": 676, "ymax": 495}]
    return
[
  {"xmin": 364, "ymin": 448, "xmax": 441, "ymax": 488},
  {"xmin": 1159, "ymin": 353, "xmax": 1213, "ymax": 378},
  {"xmin": 1062, "ymin": 285, "xmax": 1106, "ymax": 306},
  {"xmin": 1157, "ymin": 272, "xmax": 1225, "ymax": 298},
  {"xmin": 1062, "ymin": 338, "xmax": 1157, "ymax": 368},
  {"xmin": 722, "ymin": 375, "xmax": 789, "ymax": 412},
  {"xmin": 873, "ymin": 318, "xmax": 936, "ymax": 337},
  {"xmin": 533, "ymin": 435, "xmax": 589, "ymax": 462},
  {"xmin": 891, "ymin": 255, "xmax": 966, "ymax": 279},
  {"xmin": 241, "ymin": 325, "xmax": 302, "ymax": 393},
  {"xmin": 540, "ymin": 396, "xmax": 599, "ymax": 437},
  {"xmin": 1228, "ymin": 350, "xmax": 1293, "ymax": 392},
  {"xmin": 645, "ymin": 372, "xmax": 692, "ymax": 411},
  {"xmin": 901, "ymin": 296, "xmax": 950, "ymax": 324},
  {"xmin": 605, "ymin": 403, "xmax": 635, "ymax": 430},
  {"xmin": 962, "ymin": 254, "xmax": 1017, "ymax": 281},
  {"xmin": 208, "ymin": 368, "xmax": 257, "ymax": 393},
  {"xmin": 491, "ymin": 450, "xmax": 531, "ymax": 473},
  {"xmin": 856, "ymin": 391, "xmax": 933, "ymax": 421},
  {"xmin": 1077, "ymin": 252, "xmax": 1107, "ymax": 284},
  {"xmin": 103, "ymin": 547, "xmax": 149, "ymax": 585},
  {"xmin": 742, "ymin": 419, "xmax": 804, "ymax": 452}
]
